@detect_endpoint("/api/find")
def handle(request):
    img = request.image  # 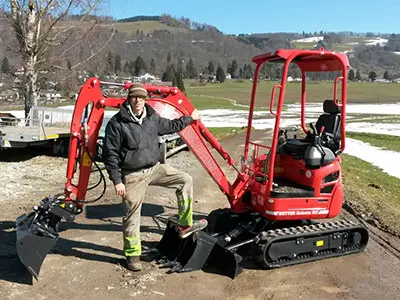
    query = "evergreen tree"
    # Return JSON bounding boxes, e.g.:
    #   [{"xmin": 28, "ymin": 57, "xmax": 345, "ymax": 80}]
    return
[
  {"xmin": 114, "ymin": 54, "xmax": 121, "ymax": 74},
  {"xmin": 106, "ymin": 51, "xmax": 114, "ymax": 74},
  {"xmin": 259, "ymin": 63, "xmax": 269, "ymax": 79},
  {"xmin": 162, "ymin": 64, "xmax": 176, "ymax": 81},
  {"xmin": 1, "ymin": 57, "xmax": 10, "ymax": 74},
  {"xmin": 245, "ymin": 64, "xmax": 253, "ymax": 79},
  {"xmin": 368, "ymin": 71, "xmax": 377, "ymax": 82},
  {"xmin": 123, "ymin": 61, "xmax": 130, "ymax": 75},
  {"xmin": 167, "ymin": 52, "xmax": 172, "ymax": 64},
  {"xmin": 173, "ymin": 72, "xmax": 185, "ymax": 92},
  {"xmin": 383, "ymin": 70, "xmax": 390, "ymax": 80},
  {"xmin": 348, "ymin": 69, "xmax": 355, "ymax": 81},
  {"xmin": 186, "ymin": 58, "xmax": 197, "ymax": 79},
  {"xmin": 150, "ymin": 58, "xmax": 156, "ymax": 75},
  {"xmin": 239, "ymin": 68, "xmax": 243, "ymax": 78},
  {"xmin": 226, "ymin": 63, "xmax": 232, "ymax": 75},
  {"xmin": 230, "ymin": 59, "xmax": 238, "ymax": 78},
  {"xmin": 134, "ymin": 56, "xmax": 146, "ymax": 76},
  {"xmin": 216, "ymin": 65, "xmax": 226, "ymax": 83},
  {"xmin": 355, "ymin": 69, "xmax": 362, "ymax": 81},
  {"xmin": 242, "ymin": 64, "xmax": 247, "ymax": 79},
  {"xmin": 207, "ymin": 61, "xmax": 215, "ymax": 74},
  {"xmin": 275, "ymin": 66, "xmax": 282, "ymax": 80}
]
